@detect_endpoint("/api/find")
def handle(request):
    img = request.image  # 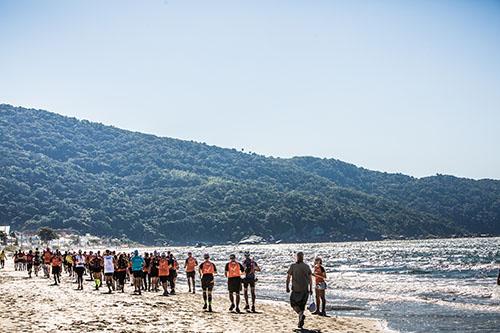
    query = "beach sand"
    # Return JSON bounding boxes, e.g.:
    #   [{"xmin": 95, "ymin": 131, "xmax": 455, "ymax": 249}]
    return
[{"xmin": 0, "ymin": 261, "xmax": 384, "ymax": 333}]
